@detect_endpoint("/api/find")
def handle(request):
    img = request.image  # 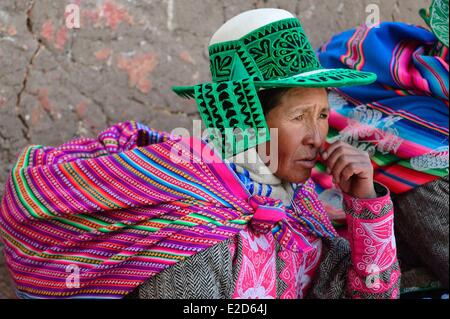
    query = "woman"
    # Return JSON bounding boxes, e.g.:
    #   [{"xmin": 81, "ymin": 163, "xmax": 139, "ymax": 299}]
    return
[
  {"xmin": 128, "ymin": 9, "xmax": 400, "ymax": 299},
  {"xmin": 0, "ymin": 9, "xmax": 399, "ymax": 299},
  {"xmin": 125, "ymin": 85, "xmax": 399, "ymax": 299}
]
